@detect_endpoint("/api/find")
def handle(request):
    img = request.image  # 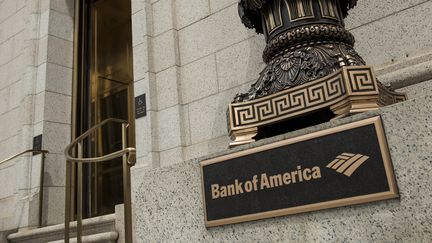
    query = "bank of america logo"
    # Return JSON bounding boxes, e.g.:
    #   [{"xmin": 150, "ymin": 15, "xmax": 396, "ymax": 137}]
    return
[{"xmin": 326, "ymin": 153, "xmax": 370, "ymax": 177}]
